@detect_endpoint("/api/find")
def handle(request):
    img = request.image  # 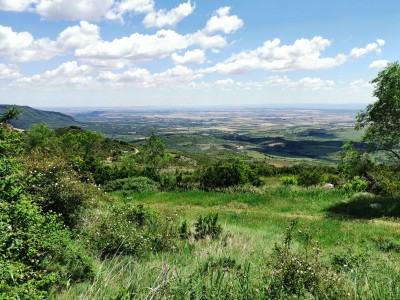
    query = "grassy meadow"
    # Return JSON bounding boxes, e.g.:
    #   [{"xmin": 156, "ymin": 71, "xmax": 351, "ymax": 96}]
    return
[{"xmin": 57, "ymin": 186, "xmax": 400, "ymax": 299}]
